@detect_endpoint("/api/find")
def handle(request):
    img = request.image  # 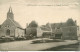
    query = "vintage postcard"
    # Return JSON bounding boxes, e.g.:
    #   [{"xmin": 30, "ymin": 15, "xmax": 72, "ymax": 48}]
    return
[{"xmin": 0, "ymin": 0, "xmax": 80, "ymax": 51}]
